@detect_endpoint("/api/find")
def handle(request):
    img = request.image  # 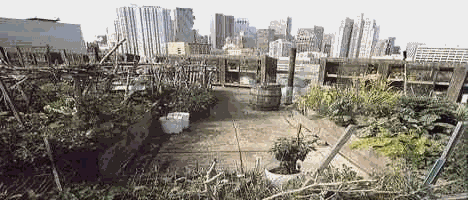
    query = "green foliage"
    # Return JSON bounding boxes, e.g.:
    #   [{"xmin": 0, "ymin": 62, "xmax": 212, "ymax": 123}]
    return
[
  {"xmin": 356, "ymin": 79, "xmax": 401, "ymax": 118},
  {"xmin": 439, "ymin": 136, "xmax": 468, "ymax": 194},
  {"xmin": 269, "ymin": 135, "xmax": 318, "ymax": 174},
  {"xmin": 351, "ymin": 128, "xmax": 443, "ymax": 169}
]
